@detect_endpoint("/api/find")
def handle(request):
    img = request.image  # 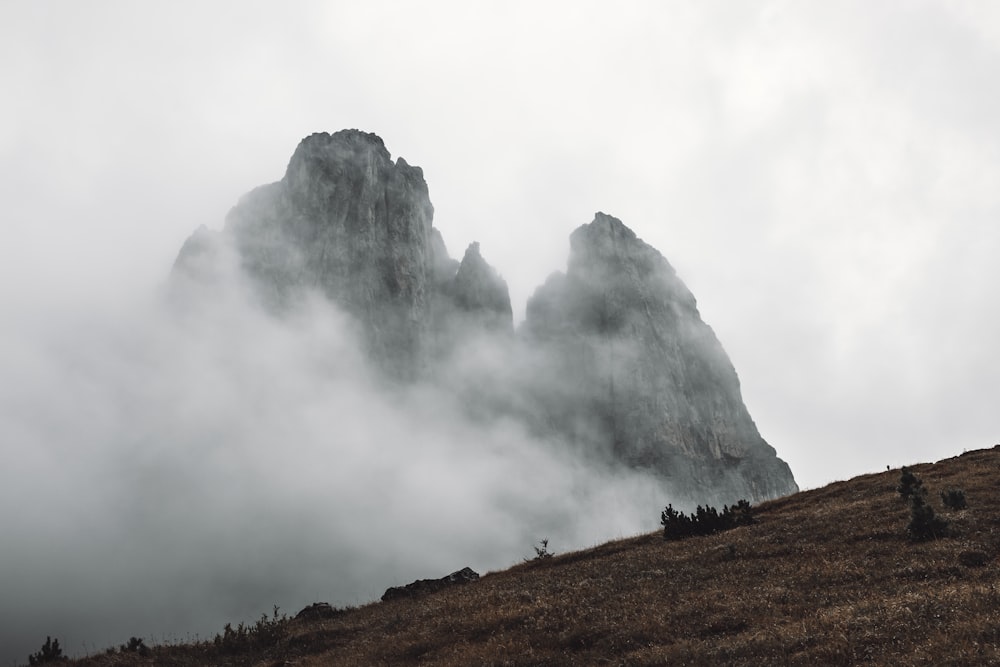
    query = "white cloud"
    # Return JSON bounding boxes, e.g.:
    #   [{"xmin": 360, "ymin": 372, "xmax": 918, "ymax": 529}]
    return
[
  {"xmin": 0, "ymin": 242, "xmax": 672, "ymax": 658},
  {"xmin": 2, "ymin": 0, "xmax": 999, "ymax": 659}
]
